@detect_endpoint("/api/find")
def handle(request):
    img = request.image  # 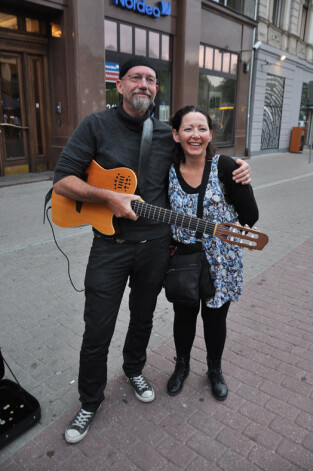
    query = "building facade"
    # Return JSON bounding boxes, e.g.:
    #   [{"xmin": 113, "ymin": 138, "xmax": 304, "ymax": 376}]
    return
[
  {"xmin": 248, "ymin": 0, "xmax": 313, "ymax": 154},
  {"xmin": 0, "ymin": 0, "xmax": 257, "ymax": 176}
]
